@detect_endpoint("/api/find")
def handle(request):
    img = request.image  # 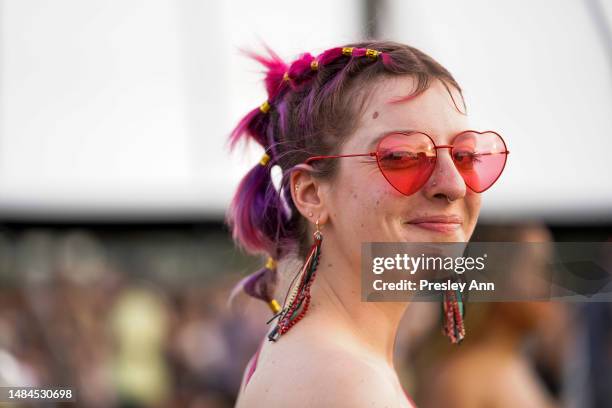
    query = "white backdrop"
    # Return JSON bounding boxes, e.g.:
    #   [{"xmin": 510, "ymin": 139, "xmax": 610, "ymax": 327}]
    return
[{"xmin": 0, "ymin": 0, "xmax": 610, "ymax": 222}]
